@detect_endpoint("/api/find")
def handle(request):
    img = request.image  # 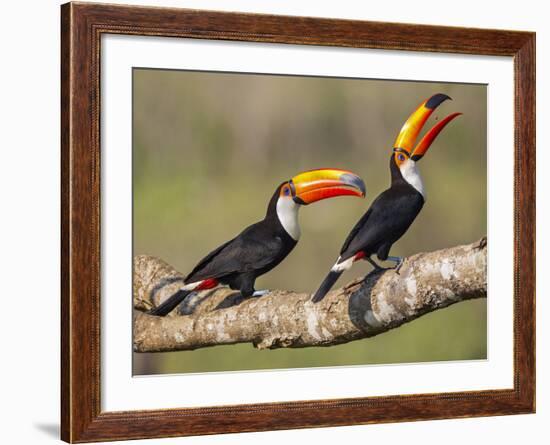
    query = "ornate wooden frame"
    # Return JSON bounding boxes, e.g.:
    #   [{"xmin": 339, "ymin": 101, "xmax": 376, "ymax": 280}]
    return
[{"xmin": 61, "ymin": 2, "xmax": 535, "ymax": 442}]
